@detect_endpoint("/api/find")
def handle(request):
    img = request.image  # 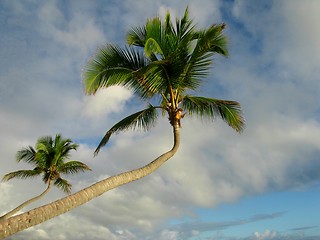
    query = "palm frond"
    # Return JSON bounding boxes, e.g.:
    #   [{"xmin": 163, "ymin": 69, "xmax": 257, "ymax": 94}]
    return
[
  {"xmin": 83, "ymin": 44, "xmax": 148, "ymax": 95},
  {"xmin": 53, "ymin": 134, "xmax": 79, "ymax": 164},
  {"xmin": 179, "ymin": 23, "xmax": 228, "ymax": 89},
  {"xmin": 144, "ymin": 16, "xmax": 164, "ymax": 56},
  {"xmin": 134, "ymin": 60, "xmax": 172, "ymax": 98},
  {"xmin": 2, "ymin": 169, "xmax": 42, "ymax": 182},
  {"xmin": 175, "ymin": 7, "xmax": 194, "ymax": 41},
  {"xmin": 144, "ymin": 38, "xmax": 164, "ymax": 58},
  {"xmin": 36, "ymin": 136, "xmax": 53, "ymax": 153},
  {"xmin": 197, "ymin": 23, "xmax": 228, "ymax": 57},
  {"xmin": 54, "ymin": 178, "xmax": 72, "ymax": 194},
  {"xmin": 94, "ymin": 104, "xmax": 159, "ymax": 156},
  {"xmin": 127, "ymin": 26, "xmax": 146, "ymax": 47},
  {"xmin": 58, "ymin": 161, "xmax": 91, "ymax": 174},
  {"xmin": 182, "ymin": 96, "xmax": 245, "ymax": 132},
  {"xmin": 16, "ymin": 146, "xmax": 36, "ymax": 164}
]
